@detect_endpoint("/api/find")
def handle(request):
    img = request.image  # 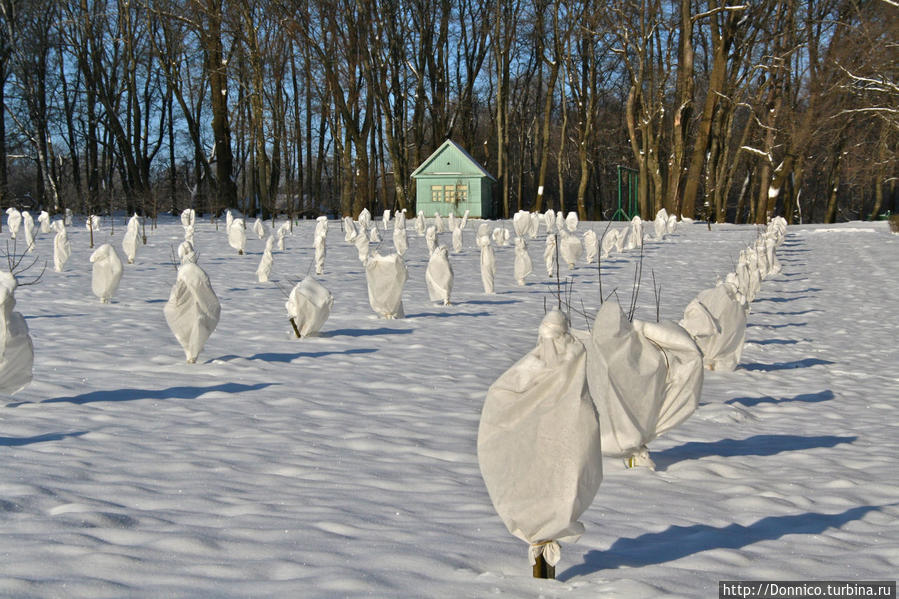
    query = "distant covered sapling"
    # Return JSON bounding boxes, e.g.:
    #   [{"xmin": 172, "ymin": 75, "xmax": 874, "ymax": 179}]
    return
[
  {"xmin": 89, "ymin": 244, "xmax": 124, "ymax": 303},
  {"xmin": 164, "ymin": 262, "xmax": 221, "ymax": 363}
]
